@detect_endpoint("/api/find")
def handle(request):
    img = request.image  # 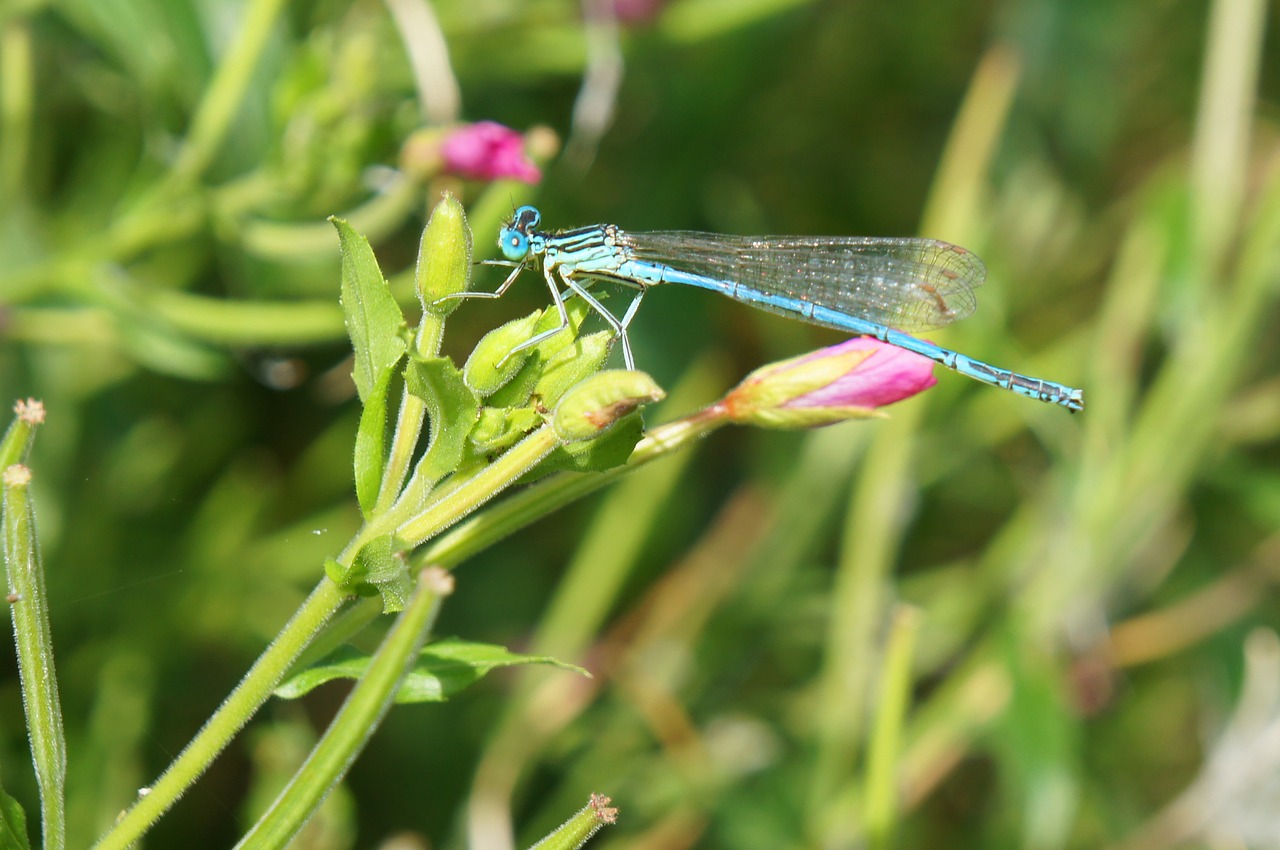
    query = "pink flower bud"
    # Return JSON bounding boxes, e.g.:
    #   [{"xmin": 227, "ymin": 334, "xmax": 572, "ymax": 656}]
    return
[
  {"xmin": 440, "ymin": 121, "xmax": 542, "ymax": 184},
  {"xmin": 611, "ymin": 0, "xmax": 664, "ymax": 24},
  {"xmin": 723, "ymin": 338, "xmax": 936, "ymax": 429}
]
